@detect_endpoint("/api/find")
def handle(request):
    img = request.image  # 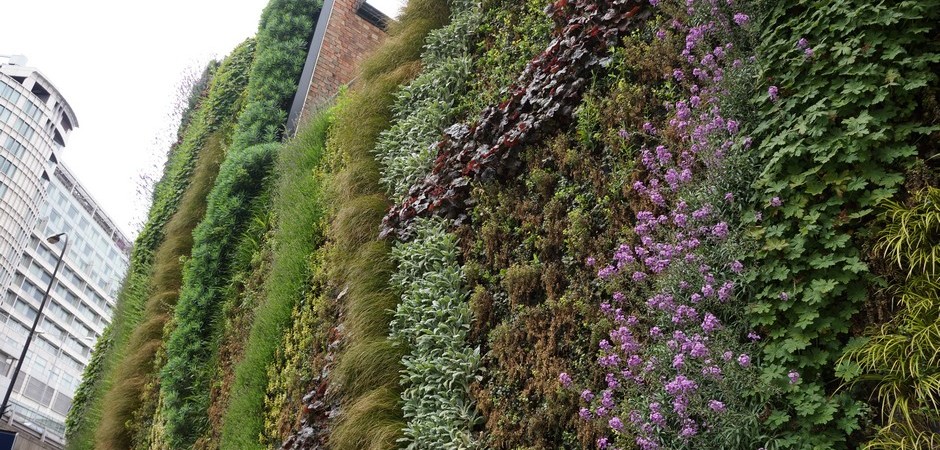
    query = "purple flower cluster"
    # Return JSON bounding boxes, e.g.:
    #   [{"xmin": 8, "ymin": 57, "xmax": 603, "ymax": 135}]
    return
[{"xmin": 566, "ymin": 1, "xmax": 762, "ymax": 447}]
